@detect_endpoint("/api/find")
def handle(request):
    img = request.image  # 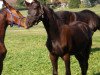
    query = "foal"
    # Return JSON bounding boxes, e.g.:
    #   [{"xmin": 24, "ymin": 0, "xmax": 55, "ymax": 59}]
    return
[
  {"xmin": 0, "ymin": 0, "xmax": 27, "ymax": 74},
  {"xmin": 55, "ymin": 9, "xmax": 100, "ymax": 34},
  {"xmin": 25, "ymin": 0, "xmax": 92, "ymax": 75}
]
